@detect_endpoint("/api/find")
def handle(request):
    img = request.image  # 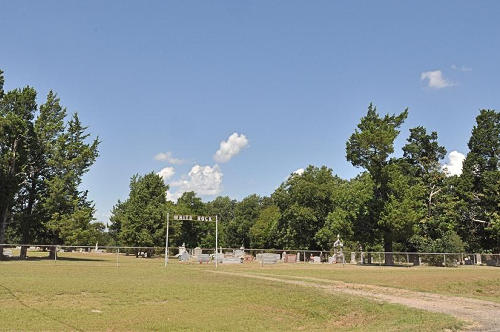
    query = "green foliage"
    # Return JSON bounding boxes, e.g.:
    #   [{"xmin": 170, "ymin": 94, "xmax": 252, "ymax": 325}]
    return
[
  {"xmin": 346, "ymin": 103, "xmax": 408, "ymax": 177},
  {"xmin": 0, "ymin": 86, "xmax": 38, "ymax": 245},
  {"xmin": 379, "ymin": 162, "xmax": 426, "ymax": 243},
  {"xmin": 346, "ymin": 104, "xmax": 408, "ymax": 256},
  {"xmin": 250, "ymin": 205, "xmax": 280, "ymax": 248},
  {"xmin": 225, "ymin": 194, "xmax": 262, "ymax": 248},
  {"xmin": 206, "ymin": 196, "xmax": 236, "ymax": 246},
  {"xmin": 273, "ymin": 166, "xmax": 343, "ymax": 250},
  {"xmin": 175, "ymin": 191, "xmax": 208, "ymax": 248},
  {"xmin": 403, "ymin": 126, "xmax": 446, "ymax": 177},
  {"xmin": 421, "ymin": 231, "xmax": 465, "ymax": 266},
  {"xmin": 315, "ymin": 172, "xmax": 374, "ymax": 249},
  {"xmin": 114, "ymin": 173, "xmax": 168, "ymax": 247},
  {"xmin": 0, "ymin": 71, "xmax": 100, "ymax": 254},
  {"xmin": 455, "ymin": 110, "xmax": 500, "ymax": 251}
]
